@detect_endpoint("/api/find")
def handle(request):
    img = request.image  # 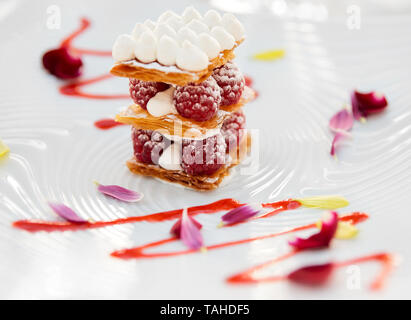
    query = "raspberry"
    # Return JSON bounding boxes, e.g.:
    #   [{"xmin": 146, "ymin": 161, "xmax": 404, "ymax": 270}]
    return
[
  {"xmin": 131, "ymin": 128, "xmax": 169, "ymax": 164},
  {"xmin": 221, "ymin": 110, "xmax": 246, "ymax": 152},
  {"xmin": 212, "ymin": 61, "xmax": 245, "ymax": 106},
  {"xmin": 173, "ymin": 77, "xmax": 222, "ymax": 122},
  {"xmin": 129, "ymin": 79, "xmax": 169, "ymax": 109},
  {"xmin": 181, "ymin": 134, "xmax": 226, "ymax": 176}
]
